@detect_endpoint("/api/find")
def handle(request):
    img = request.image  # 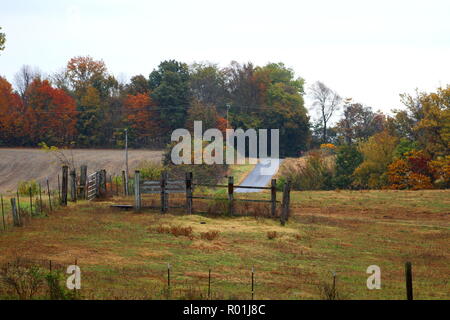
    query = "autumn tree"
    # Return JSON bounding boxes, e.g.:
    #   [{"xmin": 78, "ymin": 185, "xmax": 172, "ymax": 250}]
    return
[
  {"xmin": 14, "ymin": 65, "xmax": 42, "ymax": 102},
  {"xmin": 124, "ymin": 93, "xmax": 159, "ymax": 146},
  {"xmin": 253, "ymin": 63, "xmax": 310, "ymax": 156},
  {"xmin": 0, "ymin": 77, "xmax": 24, "ymax": 145},
  {"xmin": 387, "ymin": 86, "xmax": 449, "ymax": 158},
  {"xmin": 353, "ymin": 130, "xmax": 398, "ymax": 189},
  {"xmin": 310, "ymin": 81, "xmax": 341, "ymax": 143},
  {"xmin": 336, "ymin": 100, "xmax": 385, "ymax": 144},
  {"xmin": 26, "ymin": 79, "xmax": 77, "ymax": 145},
  {"xmin": 66, "ymin": 56, "xmax": 108, "ymax": 96}
]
